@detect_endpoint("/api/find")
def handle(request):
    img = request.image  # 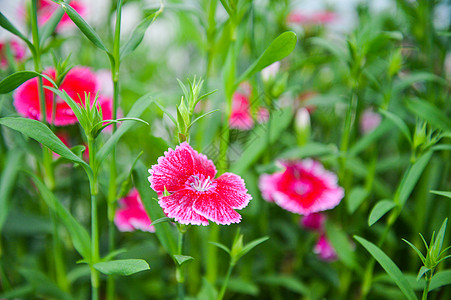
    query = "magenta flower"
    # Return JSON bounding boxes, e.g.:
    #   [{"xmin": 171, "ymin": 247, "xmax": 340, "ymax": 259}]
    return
[
  {"xmin": 259, "ymin": 160, "xmax": 344, "ymax": 215},
  {"xmin": 148, "ymin": 142, "xmax": 252, "ymax": 225},
  {"xmin": 13, "ymin": 67, "xmax": 112, "ymax": 126},
  {"xmin": 229, "ymin": 92, "xmax": 254, "ymax": 130},
  {"xmin": 114, "ymin": 189, "xmax": 155, "ymax": 233},
  {"xmin": 314, "ymin": 235, "xmax": 338, "ymax": 262},
  {"xmin": 0, "ymin": 40, "xmax": 26, "ymax": 69},
  {"xmin": 300, "ymin": 212, "xmax": 326, "ymax": 231}
]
